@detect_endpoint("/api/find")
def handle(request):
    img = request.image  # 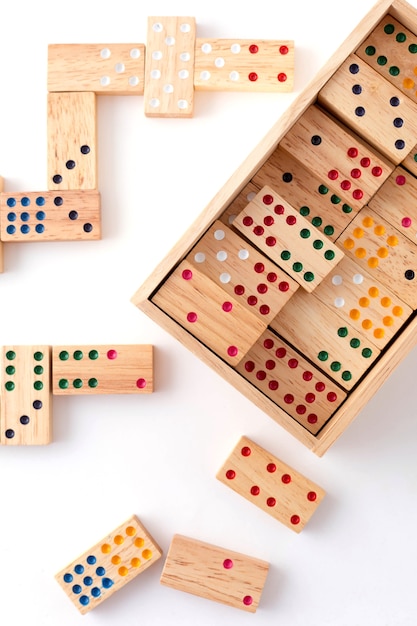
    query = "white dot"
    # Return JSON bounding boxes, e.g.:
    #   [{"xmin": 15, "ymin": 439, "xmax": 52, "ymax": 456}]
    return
[
  {"xmin": 217, "ymin": 251, "xmax": 228, "ymax": 262},
  {"xmin": 231, "ymin": 43, "xmax": 241, "ymax": 54},
  {"xmin": 100, "ymin": 76, "xmax": 110, "ymax": 86},
  {"xmin": 130, "ymin": 48, "xmax": 140, "ymax": 59},
  {"xmin": 100, "ymin": 48, "xmax": 111, "ymax": 59},
  {"xmin": 215, "ymin": 57, "xmax": 225, "ymax": 68},
  {"xmin": 149, "ymin": 98, "xmax": 160, "ymax": 108},
  {"xmin": 201, "ymin": 43, "xmax": 212, "ymax": 54},
  {"xmin": 153, "ymin": 22, "xmax": 163, "ymax": 32},
  {"xmin": 332, "ymin": 275, "xmax": 343, "ymax": 286},
  {"xmin": 129, "ymin": 76, "xmax": 139, "ymax": 86},
  {"xmin": 238, "ymin": 249, "xmax": 249, "ymax": 260},
  {"xmin": 164, "ymin": 84, "xmax": 174, "ymax": 93},
  {"xmin": 194, "ymin": 252, "xmax": 205, "ymax": 263},
  {"xmin": 353, "ymin": 273, "xmax": 364, "ymax": 284},
  {"xmin": 115, "ymin": 62, "xmax": 125, "ymax": 73},
  {"xmin": 165, "ymin": 36, "xmax": 175, "ymax": 46},
  {"xmin": 247, "ymin": 192, "xmax": 256, "ymax": 202},
  {"xmin": 152, "ymin": 50, "xmax": 163, "ymax": 61},
  {"xmin": 214, "ymin": 229, "xmax": 225, "ymax": 241},
  {"xmin": 228, "ymin": 214, "xmax": 236, "ymax": 224},
  {"xmin": 334, "ymin": 297, "xmax": 345, "ymax": 308},
  {"xmin": 178, "ymin": 99, "xmax": 188, "ymax": 109},
  {"xmin": 220, "ymin": 272, "xmax": 231, "ymax": 283},
  {"xmin": 151, "ymin": 69, "xmax": 161, "ymax": 79},
  {"xmin": 180, "ymin": 23, "xmax": 191, "ymax": 33},
  {"xmin": 229, "ymin": 71, "xmax": 239, "ymax": 81},
  {"xmin": 200, "ymin": 70, "xmax": 211, "ymax": 81},
  {"xmin": 179, "ymin": 69, "xmax": 189, "ymax": 79},
  {"xmin": 180, "ymin": 52, "xmax": 190, "ymax": 62}
]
